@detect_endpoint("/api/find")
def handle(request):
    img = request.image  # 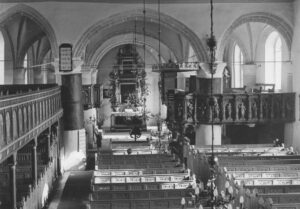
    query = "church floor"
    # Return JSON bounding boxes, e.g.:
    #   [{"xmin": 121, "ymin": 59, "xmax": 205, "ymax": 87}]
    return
[{"xmin": 48, "ymin": 171, "xmax": 93, "ymax": 209}]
